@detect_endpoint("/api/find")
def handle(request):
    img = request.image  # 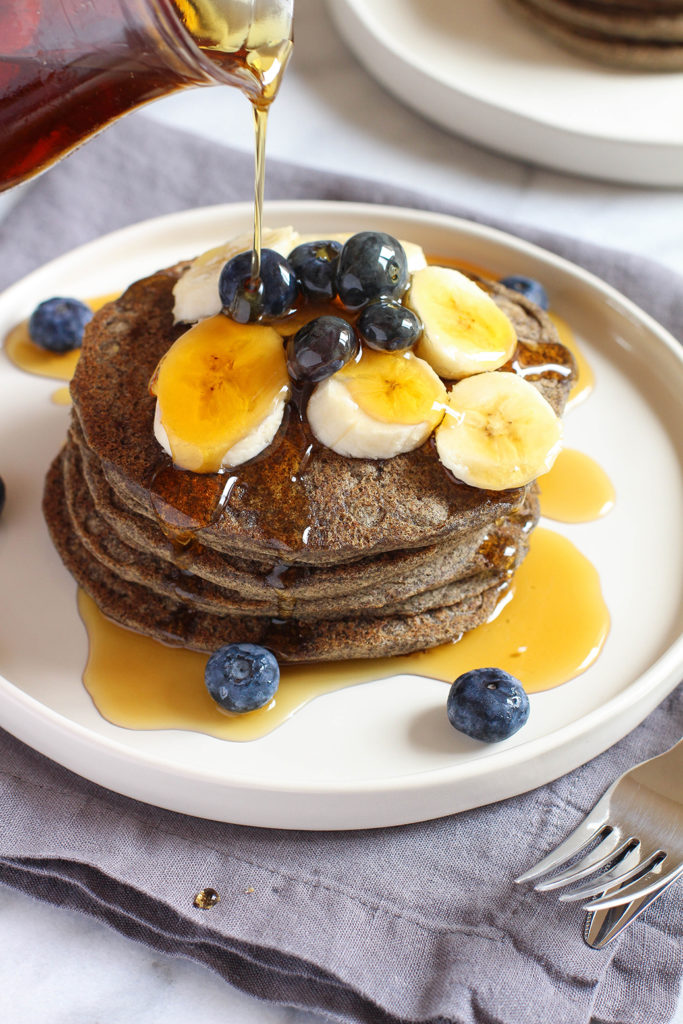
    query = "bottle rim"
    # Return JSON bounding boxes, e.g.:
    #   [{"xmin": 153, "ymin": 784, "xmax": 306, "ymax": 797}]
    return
[{"xmin": 151, "ymin": 0, "xmax": 294, "ymax": 94}]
